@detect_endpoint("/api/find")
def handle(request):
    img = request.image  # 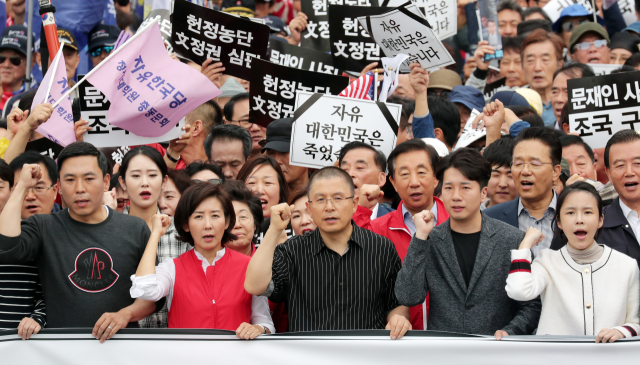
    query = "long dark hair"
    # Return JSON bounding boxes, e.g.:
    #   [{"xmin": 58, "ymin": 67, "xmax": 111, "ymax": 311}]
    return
[
  {"xmin": 236, "ymin": 155, "xmax": 289, "ymax": 204},
  {"xmin": 553, "ymin": 182, "xmax": 603, "ymax": 246}
]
